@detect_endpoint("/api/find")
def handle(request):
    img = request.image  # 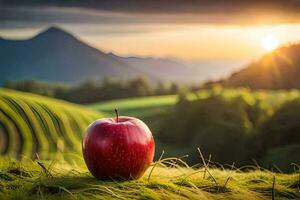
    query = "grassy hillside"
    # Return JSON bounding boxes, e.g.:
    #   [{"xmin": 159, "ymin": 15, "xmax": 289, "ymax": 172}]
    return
[
  {"xmin": 0, "ymin": 156, "xmax": 299, "ymax": 199},
  {"xmin": 212, "ymin": 44, "xmax": 300, "ymax": 89},
  {"xmin": 0, "ymin": 88, "xmax": 104, "ymax": 159},
  {"xmin": 89, "ymin": 88, "xmax": 300, "ymax": 132},
  {"xmin": 90, "ymin": 88, "xmax": 300, "ymax": 116},
  {"xmin": 89, "ymin": 95, "xmax": 179, "ymax": 132},
  {"xmin": 89, "ymin": 88, "xmax": 300, "ymax": 169}
]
